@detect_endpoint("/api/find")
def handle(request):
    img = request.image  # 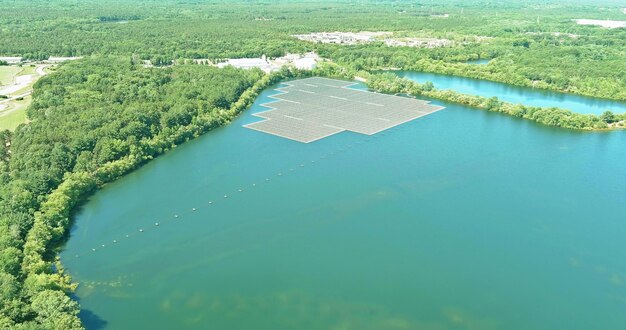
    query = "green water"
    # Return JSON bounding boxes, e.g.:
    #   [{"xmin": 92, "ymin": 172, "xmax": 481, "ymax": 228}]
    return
[{"xmin": 62, "ymin": 80, "xmax": 626, "ymax": 330}]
